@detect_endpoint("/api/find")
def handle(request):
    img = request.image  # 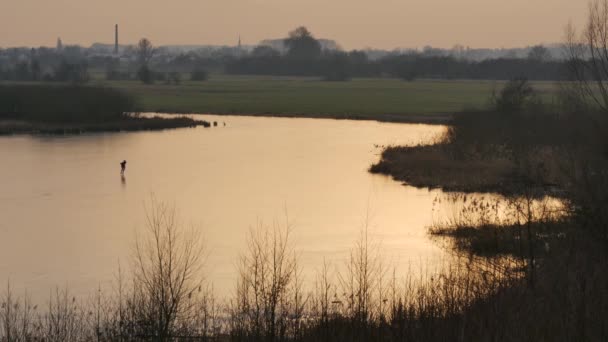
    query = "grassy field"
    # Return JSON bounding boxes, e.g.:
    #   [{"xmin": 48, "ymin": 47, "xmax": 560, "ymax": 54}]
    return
[{"xmin": 97, "ymin": 75, "xmax": 561, "ymax": 123}]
